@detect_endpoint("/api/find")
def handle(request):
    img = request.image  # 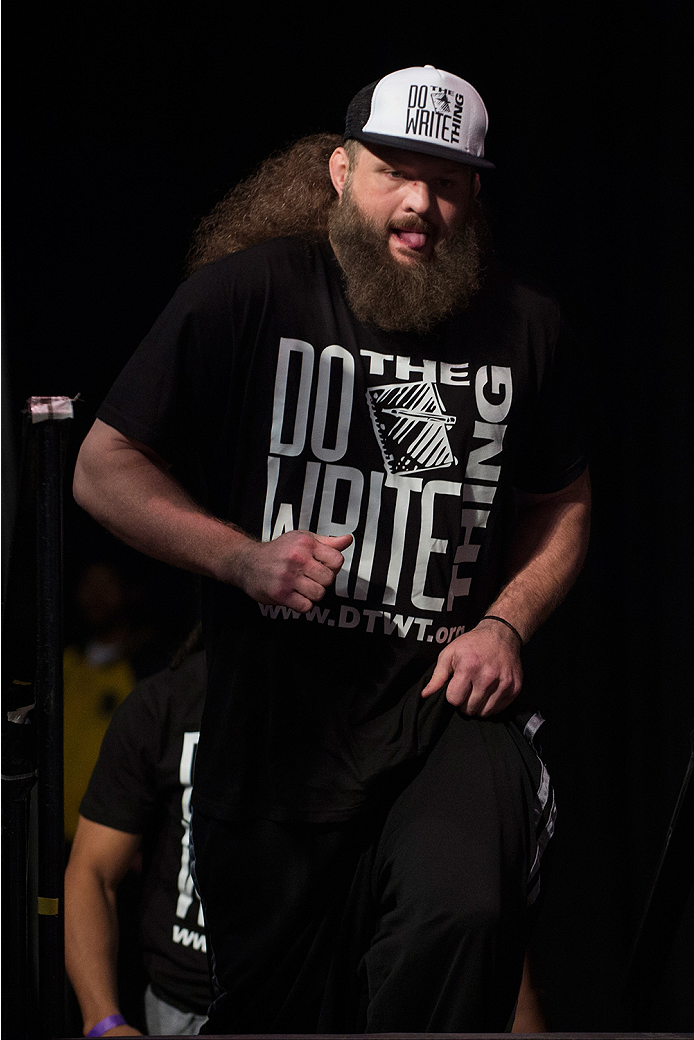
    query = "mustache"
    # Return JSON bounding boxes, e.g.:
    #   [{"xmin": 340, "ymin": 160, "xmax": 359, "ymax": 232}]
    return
[{"xmin": 387, "ymin": 216, "xmax": 434, "ymax": 234}]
